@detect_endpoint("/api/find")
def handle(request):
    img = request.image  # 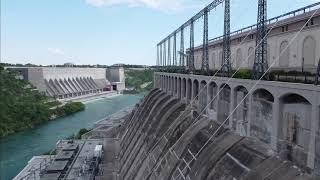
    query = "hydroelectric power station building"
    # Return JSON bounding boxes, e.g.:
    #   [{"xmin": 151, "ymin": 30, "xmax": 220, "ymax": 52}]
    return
[
  {"xmin": 154, "ymin": 1, "xmax": 320, "ymax": 178},
  {"xmin": 8, "ymin": 67, "xmax": 125, "ymax": 99}
]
